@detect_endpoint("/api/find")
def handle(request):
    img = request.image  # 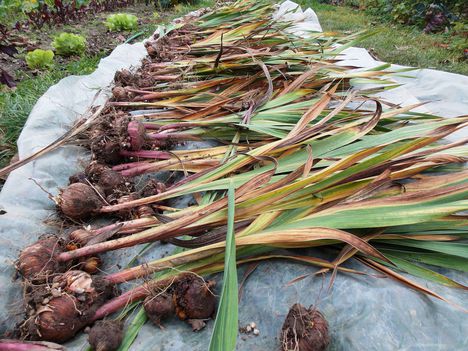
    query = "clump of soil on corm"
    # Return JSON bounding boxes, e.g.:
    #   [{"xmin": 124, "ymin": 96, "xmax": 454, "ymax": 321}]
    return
[
  {"xmin": 17, "ymin": 235, "xmax": 66, "ymax": 282},
  {"xmin": 88, "ymin": 320, "xmax": 124, "ymax": 351},
  {"xmin": 20, "ymin": 270, "xmax": 116, "ymax": 343},
  {"xmin": 144, "ymin": 292, "xmax": 174, "ymax": 327},
  {"xmin": 281, "ymin": 303, "xmax": 330, "ymax": 351},
  {"xmin": 173, "ymin": 274, "xmax": 216, "ymax": 321}
]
